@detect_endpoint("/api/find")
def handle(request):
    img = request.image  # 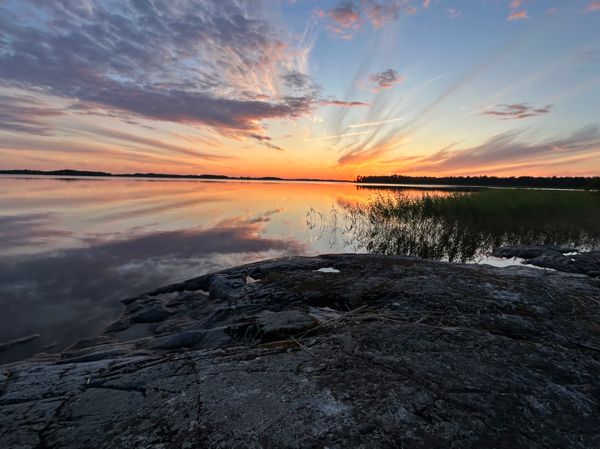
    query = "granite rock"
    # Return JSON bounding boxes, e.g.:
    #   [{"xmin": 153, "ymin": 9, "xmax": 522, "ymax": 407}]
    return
[{"xmin": 1, "ymin": 254, "xmax": 599, "ymax": 448}]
